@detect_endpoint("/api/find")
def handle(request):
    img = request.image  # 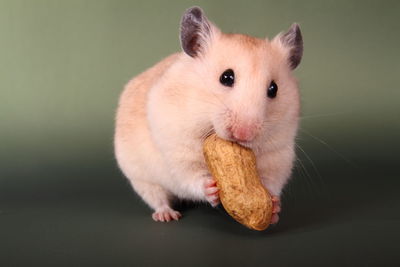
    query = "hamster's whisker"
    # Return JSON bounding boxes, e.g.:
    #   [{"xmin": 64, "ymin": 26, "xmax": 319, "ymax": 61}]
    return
[
  {"xmin": 298, "ymin": 153, "xmax": 325, "ymax": 193},
  {"xmin": 199, "ymin": 125, "xmax": 215, "ymax": 141},
  {"xmin": 294, "ymin": 157, "xmax": 318, "ymax": 193},
  {"xmin": 181, "ymin": 93, "xmax": 221, "ymax": 108},
  {"xmin": 299, "ymin": 128, "xmax": 356, "ymax": 167},
  {"xmin": 203, "ymin": 129, "xmax": 214, "ymax": 141},
  {"xmin": 262, "ymin": 119, "xmax": 281, "ymax": 125},
  {"xmin": 299, "ymin": 112, "xmax": 349, "ymax": 120},
  {"xmin": 295, "ymin": 143, "xmax": 324, "ymax": 189},
  {"xmin": 209, "ymin": 91, "xmax": 229, "ymax": 110}
]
